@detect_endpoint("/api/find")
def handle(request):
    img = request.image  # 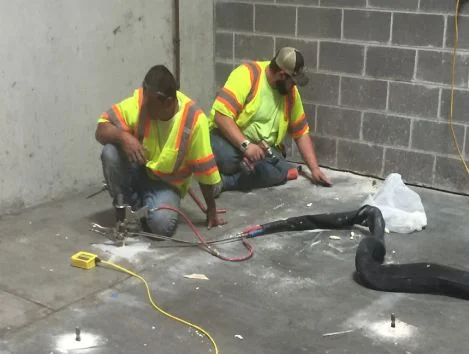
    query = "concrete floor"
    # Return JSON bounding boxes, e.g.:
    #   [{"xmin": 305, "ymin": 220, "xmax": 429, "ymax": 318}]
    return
[{"xmin": 0, "ymin": 169, "xmax": 469, "ymax": 354}]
